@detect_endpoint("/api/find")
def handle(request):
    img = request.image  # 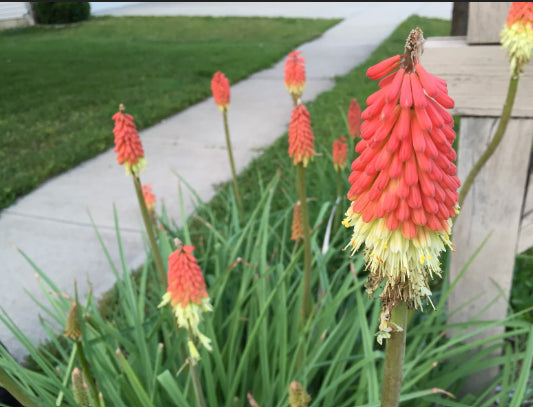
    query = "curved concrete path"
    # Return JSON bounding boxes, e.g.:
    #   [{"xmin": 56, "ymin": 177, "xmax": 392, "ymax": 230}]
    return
[{"xmin": 0, "ymin": 2, "xmax": 452, "ymax": 360}]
